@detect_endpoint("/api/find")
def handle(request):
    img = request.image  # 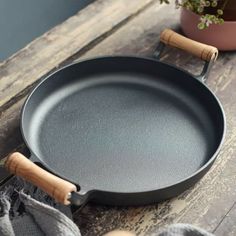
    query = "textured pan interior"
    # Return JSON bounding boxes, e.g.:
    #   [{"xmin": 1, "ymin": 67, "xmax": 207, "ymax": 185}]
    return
[{"xmin": 22, "ymin": 57, "xmax": 224, "ymax": 193}]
